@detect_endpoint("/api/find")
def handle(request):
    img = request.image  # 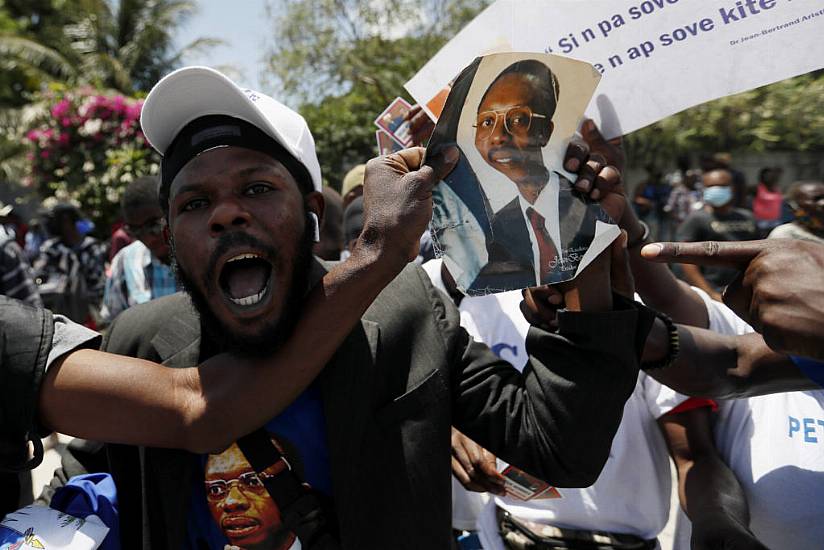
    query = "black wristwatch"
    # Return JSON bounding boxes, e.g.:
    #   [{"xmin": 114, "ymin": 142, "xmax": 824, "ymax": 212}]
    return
[{"xmin": 641, "ymin": 311, "xmax": 680, "ymax": 371}]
